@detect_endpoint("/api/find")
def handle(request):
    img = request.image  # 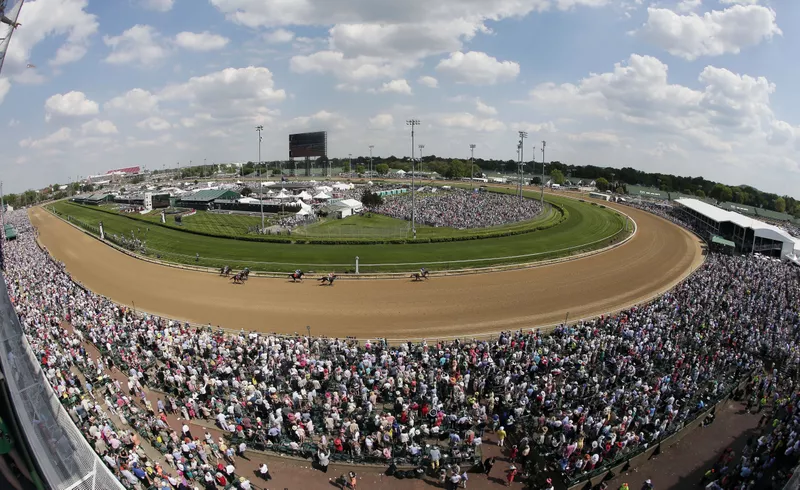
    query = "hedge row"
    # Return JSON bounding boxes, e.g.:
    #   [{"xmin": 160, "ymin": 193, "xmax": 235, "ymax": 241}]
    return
[{"xmin": 55, "ymin": 201, "xmax": 568, "ymax": 246}]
